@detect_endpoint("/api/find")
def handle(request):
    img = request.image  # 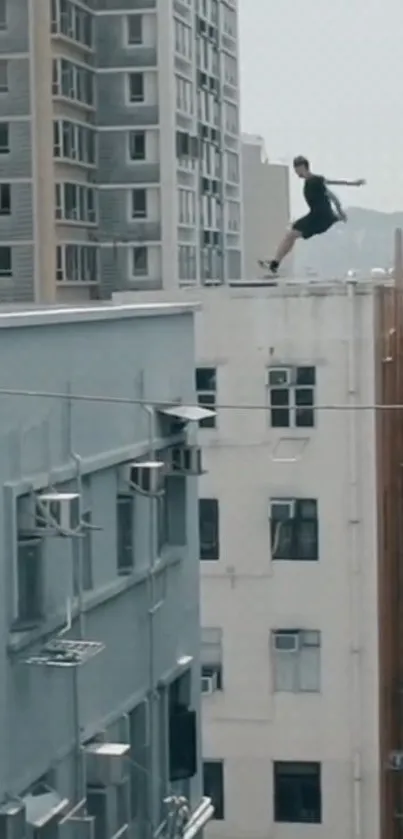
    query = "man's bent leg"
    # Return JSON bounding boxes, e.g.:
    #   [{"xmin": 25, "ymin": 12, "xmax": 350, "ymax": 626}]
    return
[{"xmin": 274, "ymin": 228, "xmax": 301, "ymax": 264}]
